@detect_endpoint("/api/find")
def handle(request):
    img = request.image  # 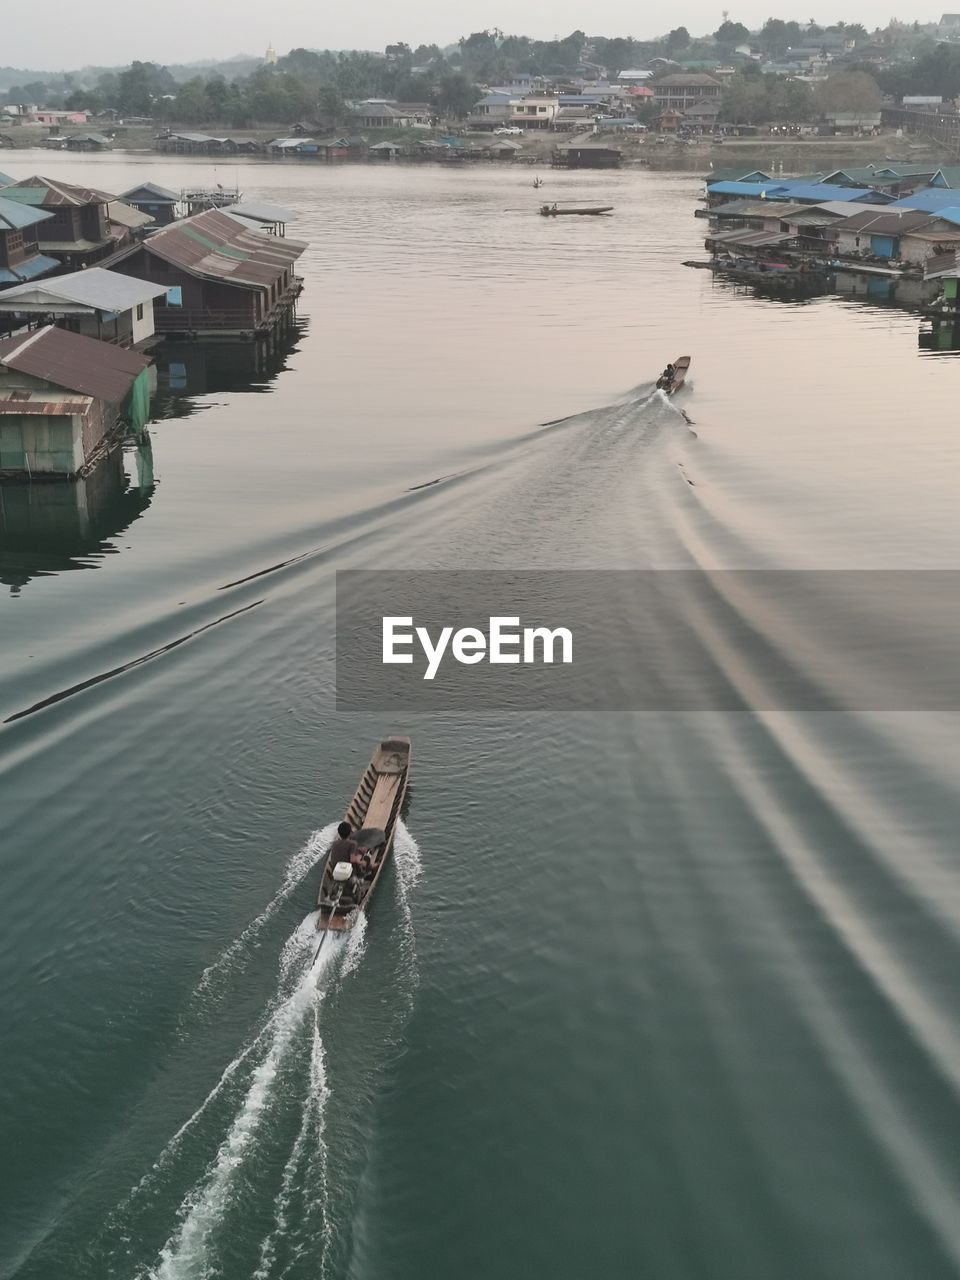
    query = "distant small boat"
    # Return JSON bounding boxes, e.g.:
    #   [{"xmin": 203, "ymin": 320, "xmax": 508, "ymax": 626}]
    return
[
  {"xmin": 533, "ymin": 176, "xmax": 543, "ymax": 188},
  {"xmin": 540, "ymin": 202, "xmax": 613, "ymax": 216},
  {"xmin": 656, "ymin": 356, "xmax": 691, "ymax": 395}
]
